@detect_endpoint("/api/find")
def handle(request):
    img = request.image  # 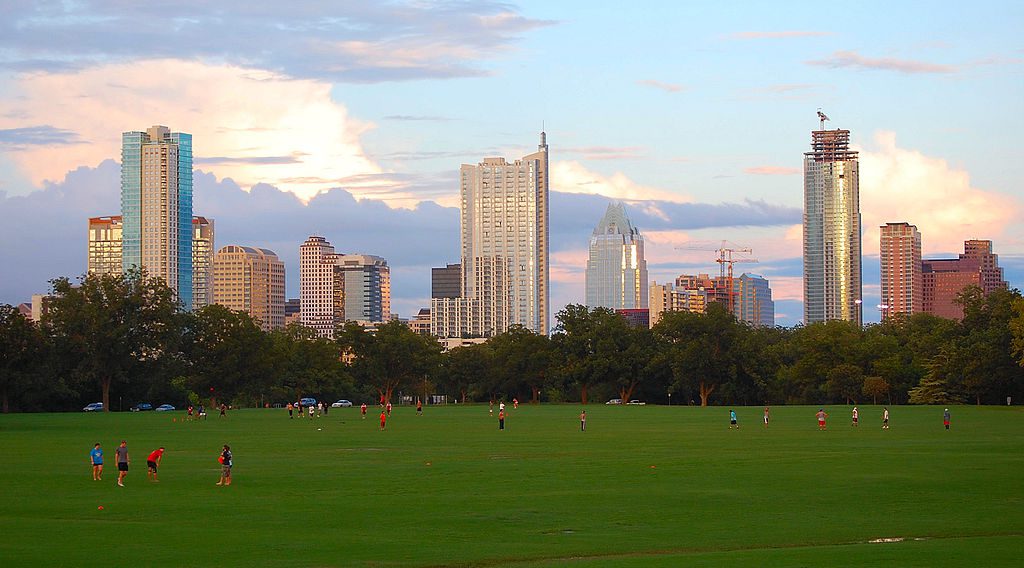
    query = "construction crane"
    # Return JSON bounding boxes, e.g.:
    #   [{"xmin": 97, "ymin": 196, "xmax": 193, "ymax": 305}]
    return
[
  {"xmin": 817, "ymin": 108, "xmax": 830, "ymax": 130},
  {"xmin": 675, "ymin": 241, "xmax": 758, "ymax": 314}
]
